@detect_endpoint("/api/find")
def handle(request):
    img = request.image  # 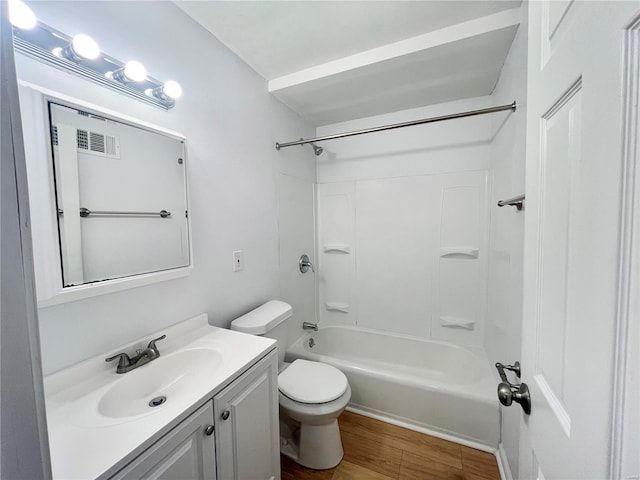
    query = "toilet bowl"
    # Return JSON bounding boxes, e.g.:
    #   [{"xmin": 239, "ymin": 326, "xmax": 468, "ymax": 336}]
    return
[
  {"xmin": 230, "ymin": 301, "xmax": 351, "ymax": 470},
  {"xmin": 278, "ymin": 359, "xmax": 351, "ymax": 469}
]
